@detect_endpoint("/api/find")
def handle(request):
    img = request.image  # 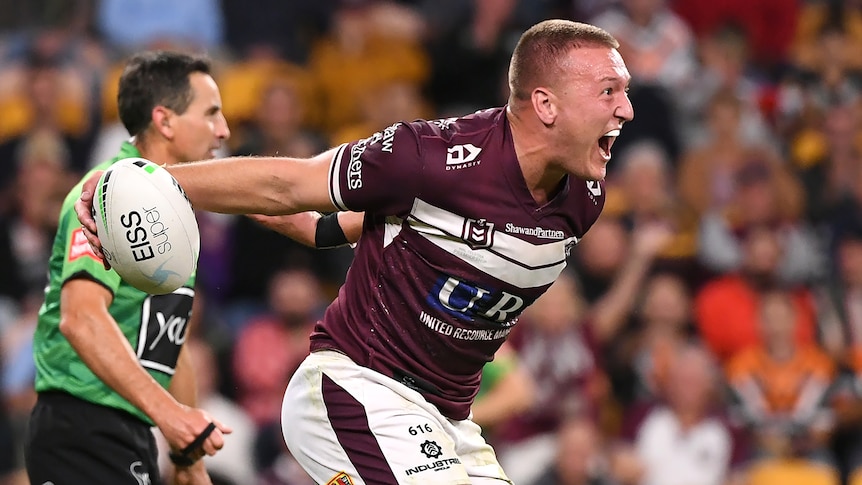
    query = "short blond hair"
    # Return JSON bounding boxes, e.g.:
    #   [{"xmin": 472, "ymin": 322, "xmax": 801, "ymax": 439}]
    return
[{"xmin": 508, "ymin": 20, "xmax": 619, "ymax": 101}]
